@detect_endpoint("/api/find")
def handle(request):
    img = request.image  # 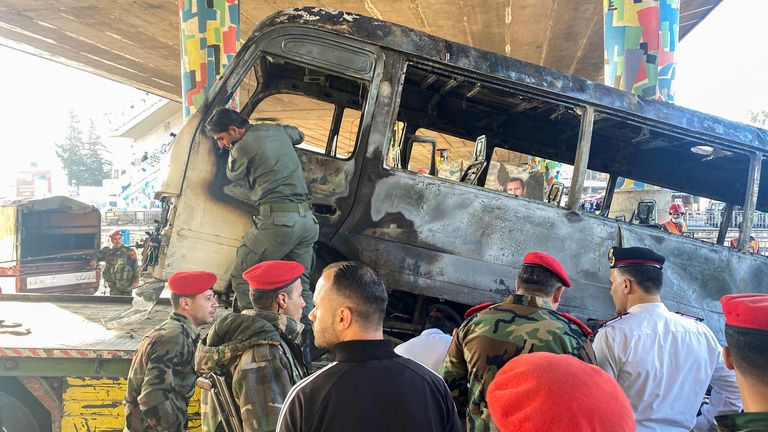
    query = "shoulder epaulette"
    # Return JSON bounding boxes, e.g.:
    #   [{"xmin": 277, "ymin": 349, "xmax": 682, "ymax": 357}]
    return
[
  {"xmin": 463, "ymin": 301, "xmax": 495, "ymax": 319},
  {"xmin": 674, "ymin": 311, "xmax": 704, "ymax": 322},
  {"xmin": 558, "ymin": 312, "xmax": 593, "ymax": 337},
  {"xmin": 596, "ymin": 313, "xmax": 628, "ymax": 330}
]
